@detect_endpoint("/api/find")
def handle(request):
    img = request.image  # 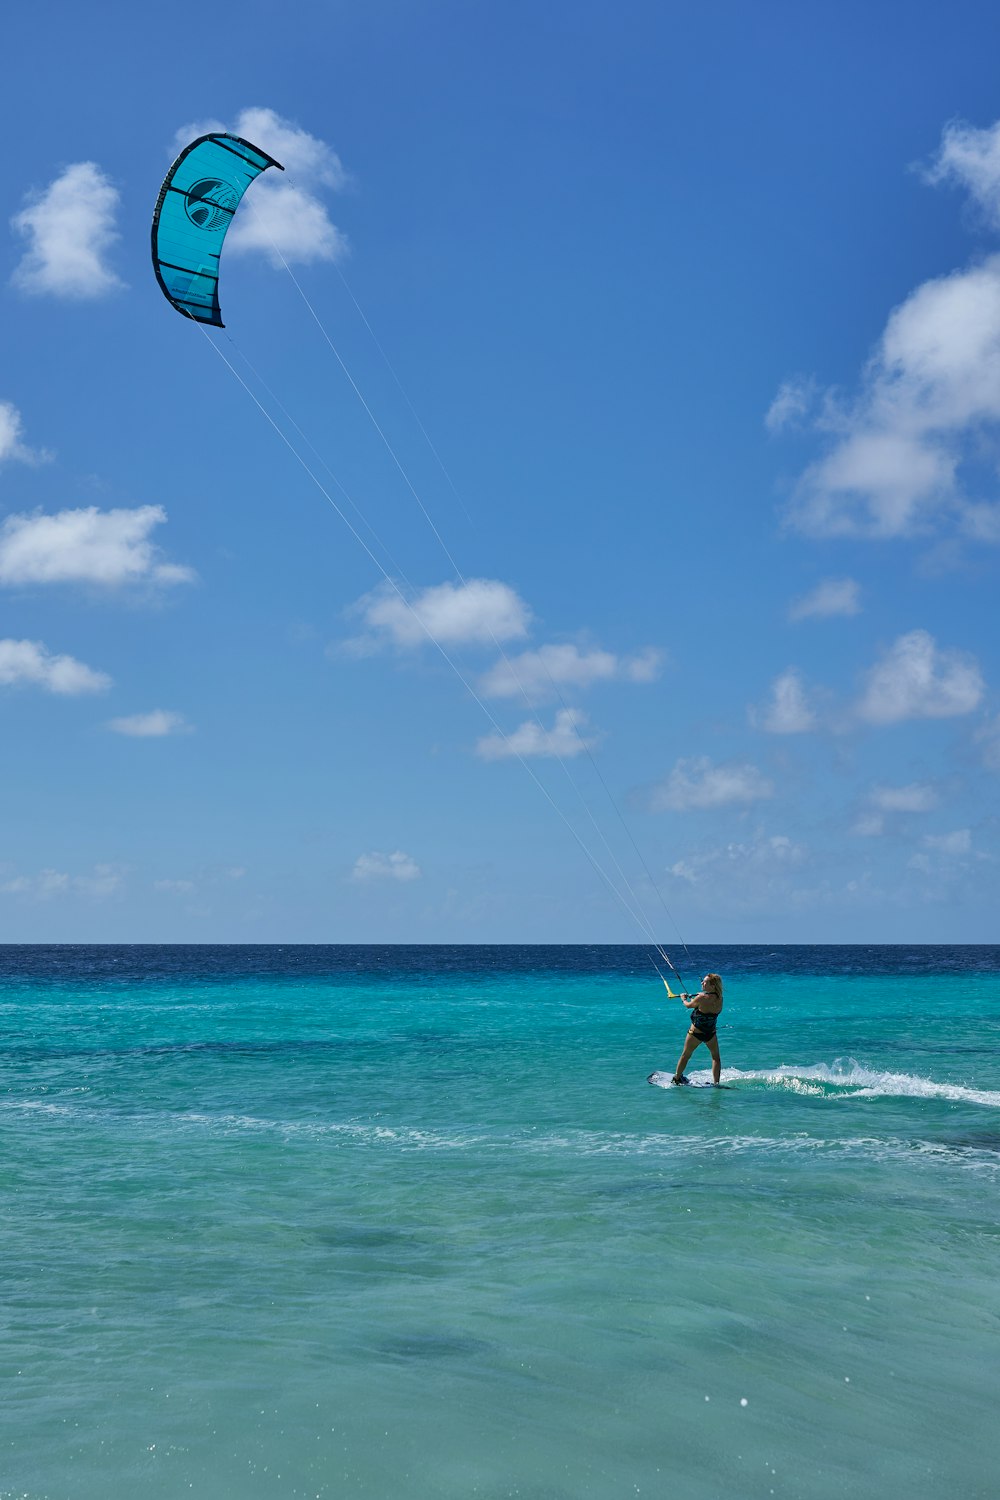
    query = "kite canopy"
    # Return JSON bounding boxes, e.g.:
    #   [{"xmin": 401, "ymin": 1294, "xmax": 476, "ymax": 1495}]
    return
[{"xmin": 151, "ymin": 133, "xmax": 283, "ymax": 327}]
